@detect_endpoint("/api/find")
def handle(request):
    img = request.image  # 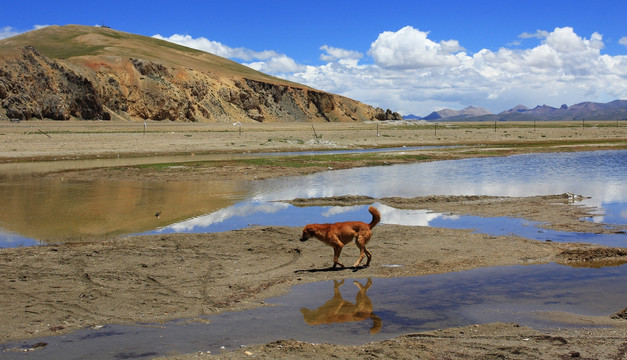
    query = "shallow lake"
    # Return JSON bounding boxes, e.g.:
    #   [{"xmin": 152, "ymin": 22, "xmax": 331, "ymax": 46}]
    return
[
  {"xmin": 3, "ymin": 263, "xmax": 626, "ymax": 359},
  {"xmin": 1, "ymin": 150, "xmax": 626, "ymax": 358},
  {"xmin": 0, "ymin": 145, "xmax": 447, "ymax": 247},
  {"xmin": 3, "ymin": 150, "xmax": 624, "ymax": 247},
  {"xmin": 148, "ymin": 150, "xmax": 627, "ymax": 247}
]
